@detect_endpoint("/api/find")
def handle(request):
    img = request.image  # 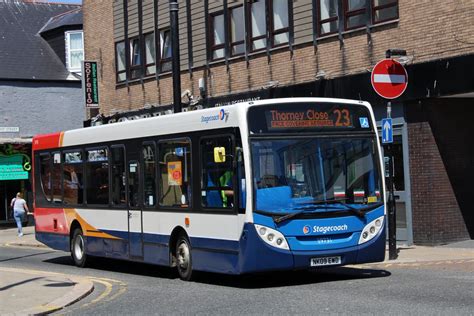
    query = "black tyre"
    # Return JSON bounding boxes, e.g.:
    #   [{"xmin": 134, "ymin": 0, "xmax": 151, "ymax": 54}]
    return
[
  {"xmin": 175, "ymin": 234, "xmax": 193, "ymax": 281},
  {"xmin": 71, "ymin": 228, "xmax": 87, "ymax": 267}
]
